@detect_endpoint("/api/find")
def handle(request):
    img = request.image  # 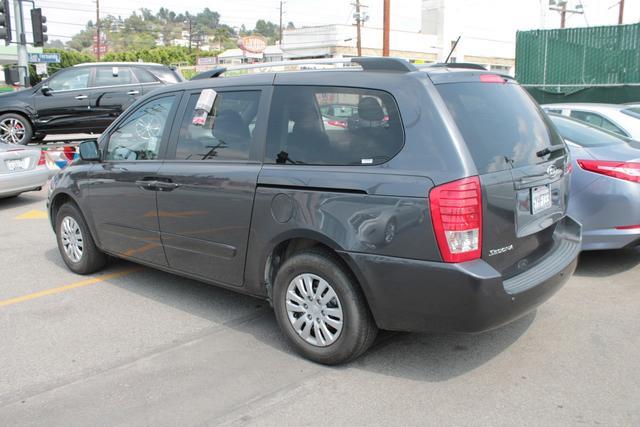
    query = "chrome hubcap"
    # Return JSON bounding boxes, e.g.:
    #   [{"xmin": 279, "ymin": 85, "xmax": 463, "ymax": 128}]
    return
[
  {"xmin": 0, "ymin": 118, "xmax": 26, "ymax": 144},
  {"xmin": 286, "ymin": 273, "xmax": 344, "ymax": 347},
  {"xmin": 60, "ymin": 216, "xmax": 84, "ymax": 263}
]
